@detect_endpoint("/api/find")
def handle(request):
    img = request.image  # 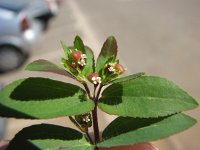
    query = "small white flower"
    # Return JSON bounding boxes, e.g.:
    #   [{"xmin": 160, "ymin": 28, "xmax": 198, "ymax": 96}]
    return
[
  {"xmin": 108, "ymin": 66, "xmax": 116, "ymax": 72},
  {"xmin": 96, "ymin": 77, "xmax": 102, "ymax": 84},
  {"xmin": 91, "ymin": 76, "xmax": 102, "ymax": 84},
  {"xmin": 78, "ymin": 58, "xmax": 86, "ymax": 66},
  {"xmin": 92, "ymin": 77, "xmax": 96, "ymax": 81},
  {"xmin": 81, "ymin": 54, "xmax": 87, "ymax": 59},
  {"xmin": 83, "ymin": 116, "xmax": 90, "ymax": 122}
]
